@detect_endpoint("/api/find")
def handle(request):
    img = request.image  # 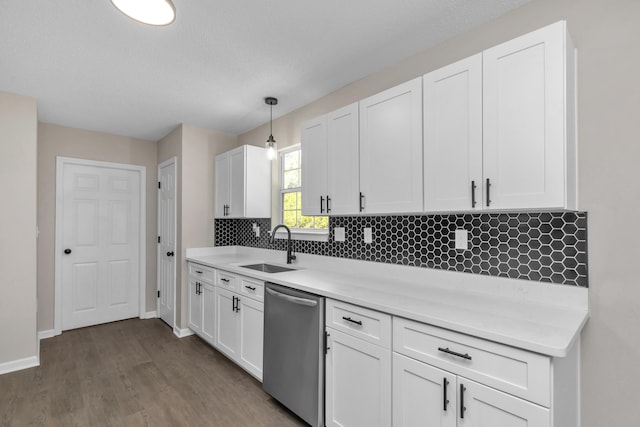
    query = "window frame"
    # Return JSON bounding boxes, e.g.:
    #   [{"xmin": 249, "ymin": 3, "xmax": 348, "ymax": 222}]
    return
[{"xmin": 277, "ymin": 145, "xmax": 329, "ymax": 242}]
